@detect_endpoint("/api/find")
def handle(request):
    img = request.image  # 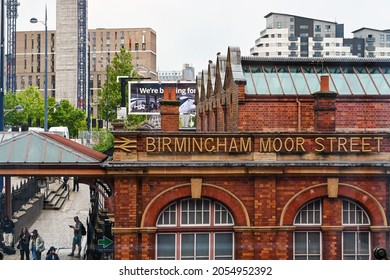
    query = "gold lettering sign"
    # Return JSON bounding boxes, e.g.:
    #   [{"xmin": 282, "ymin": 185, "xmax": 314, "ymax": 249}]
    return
[
  {"xmin": 145, "ymin": 137, "xmax": 252, "ymax": 153},
  {"xmin": 144, "ymin": 136, "xmax": 384, "ymax": 153}
]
